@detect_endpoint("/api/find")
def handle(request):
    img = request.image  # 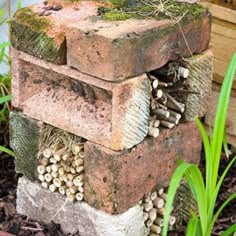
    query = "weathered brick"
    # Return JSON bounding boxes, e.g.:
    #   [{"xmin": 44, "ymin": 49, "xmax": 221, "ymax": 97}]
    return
[
  {"xmin": 10, "ymin": 0, "xmax": 99, "ymax": 64},
  {"xmin": 182, "ymin": 49, "xmax": 213, "ymax": 121},
  {"xmin": 17, "ymin": 177, "xmax": 145, "ymax": 236},
  {"xmin": 67, "ymin": 11, "xmax": 211, "ymax": 81},
  {"xmin": 9, "ymin": 111, "xmax": 40, "ymax": 180},
  {"xmin": 10, "ymin": 112, "xmax": 201, "ymax": 213},
  {"xmin": 11, "ymin": 48, "xmax": 150, "ymax": 151},
  {"xmin": 84, "ymin": 122, "xmax": 201, "ymax": 213}
]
